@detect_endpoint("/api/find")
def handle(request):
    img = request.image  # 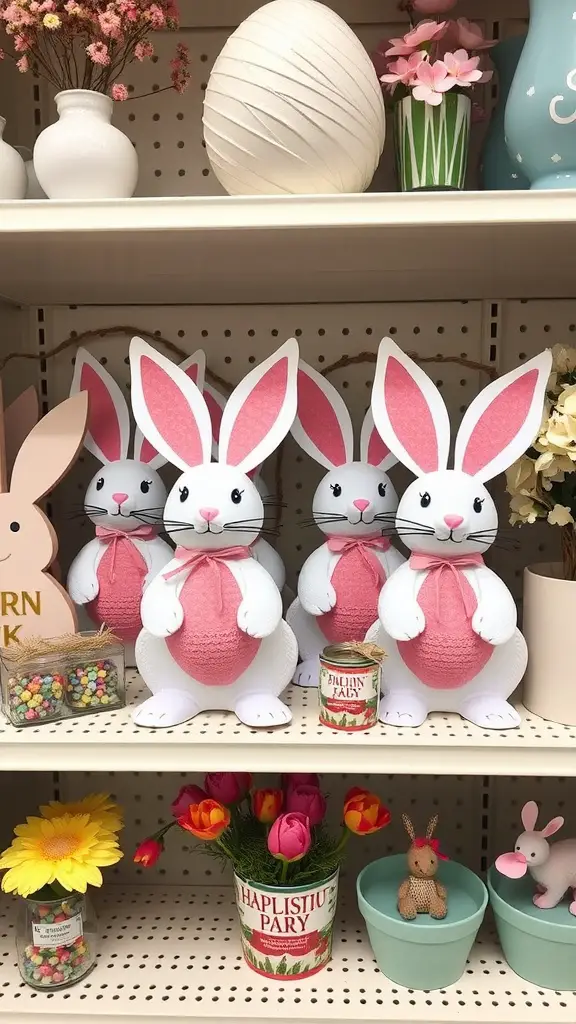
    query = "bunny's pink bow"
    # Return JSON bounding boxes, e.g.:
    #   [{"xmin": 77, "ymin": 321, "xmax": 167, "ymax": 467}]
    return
[
  {"xmin": 413, "ymin": 836, "xmax": 449, "ymax": 861},
  {"xmin": 409, "ymin": 553, "xmax": 485, "ymax": 621},
  {"xmin": 327, "ymin": 535, "xmax": 391, "ymax": 587},
  {"xmin": 95, "ymin": 524, "xmax": 157, "ymax": 582},
  {"xmin": 163, "ymin": 546, "xmax": 252, "ymax": 612}
]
